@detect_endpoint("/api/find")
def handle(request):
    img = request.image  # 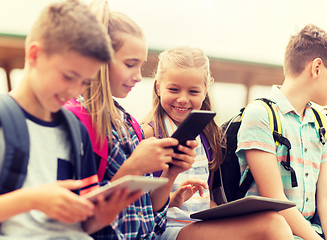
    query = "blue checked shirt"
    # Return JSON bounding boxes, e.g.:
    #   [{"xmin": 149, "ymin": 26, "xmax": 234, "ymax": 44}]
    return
[{"xmin": 91, "ymin": 101, "xmax": 169, "ymax": 240}]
